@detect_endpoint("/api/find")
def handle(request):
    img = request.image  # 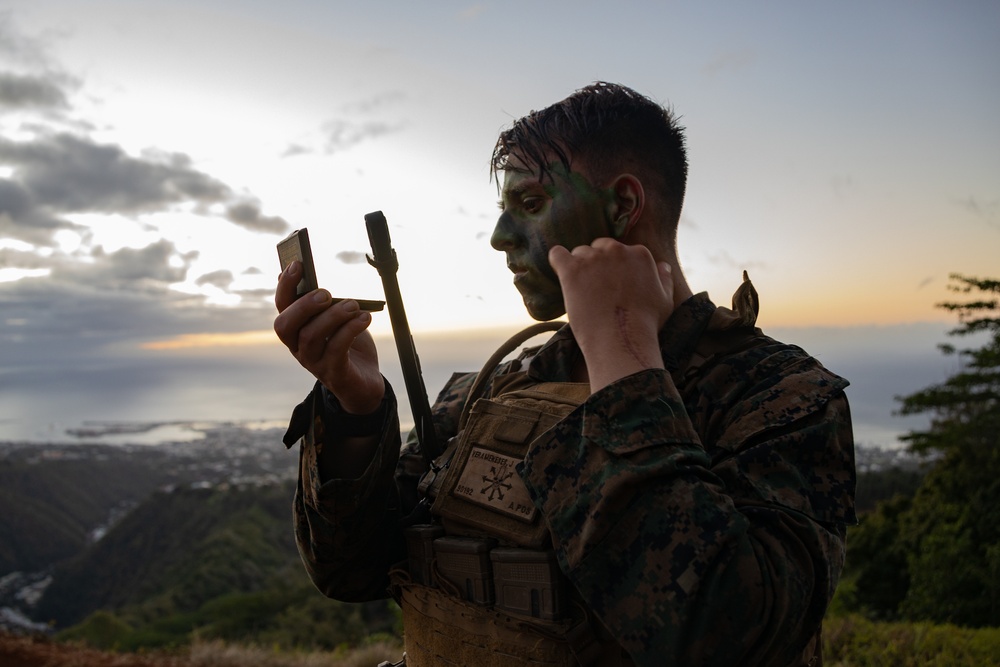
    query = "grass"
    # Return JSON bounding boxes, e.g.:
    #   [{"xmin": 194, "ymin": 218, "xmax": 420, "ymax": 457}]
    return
[
  {"xmin": 0, "ymin": 633, "xmax": 403, "ymax": 667},
  {"xmin": 185, "ymin": 639, "xmax": 402, "ymax": 667},
  {"xmin": 823, "ymin": 614, "xmax": 1000, "ymax": 666},
  {"xmin": 6, "ymin": 616, "xmax": 1000, "ymax": 666}
]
